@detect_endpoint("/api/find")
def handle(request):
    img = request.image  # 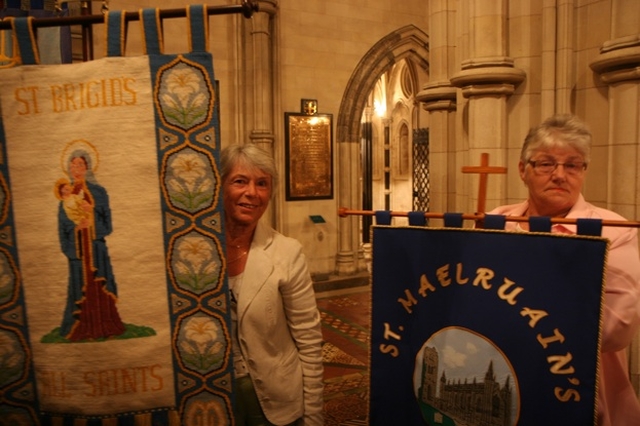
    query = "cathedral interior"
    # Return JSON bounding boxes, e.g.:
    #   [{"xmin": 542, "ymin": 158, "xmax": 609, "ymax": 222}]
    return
[{"xmin": 2, "ymin": 0, "xmax": 640, "ymax": 423}]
